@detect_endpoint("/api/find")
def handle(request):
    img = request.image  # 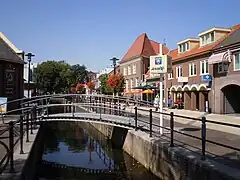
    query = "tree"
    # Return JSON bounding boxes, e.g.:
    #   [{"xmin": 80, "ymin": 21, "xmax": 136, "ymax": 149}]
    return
[
  {"xmin": 70, "ymin": 64, "xmax": 88, "ymax": 84},
  {"xmin": 76, "ymin": 83, "xmax": 85, "ymax": 94},
  {"xmin": 87, "ymin": 81, "xmax": 95, "ymax": 90},
  {"xmin": 99, "ymin": 74, "xmax": 112, "ymax": 94},
  {"xmin": 34, "ymin": 61, "xmax": 73, "ymax": 93},
  {"xmin": 106, "ymin": 74, "xmax": 125, "ymax": 93}
]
